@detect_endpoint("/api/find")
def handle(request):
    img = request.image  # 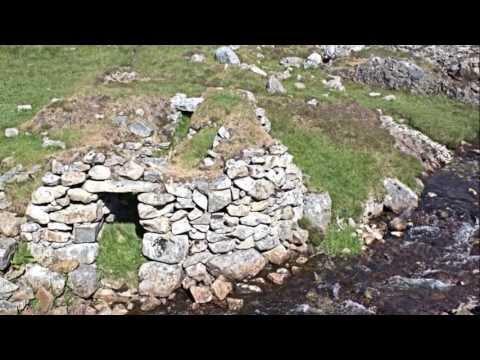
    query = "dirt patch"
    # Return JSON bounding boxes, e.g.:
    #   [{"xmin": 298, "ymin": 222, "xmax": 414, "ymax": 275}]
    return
[{"xmin": 21, "ymin": 94, "xmax": 174, "ymax": 148}]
